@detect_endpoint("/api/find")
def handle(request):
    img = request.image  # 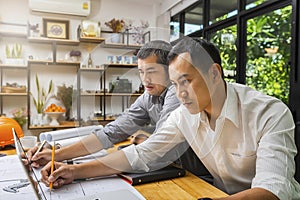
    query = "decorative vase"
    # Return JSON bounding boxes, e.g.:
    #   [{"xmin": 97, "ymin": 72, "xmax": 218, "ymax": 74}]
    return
[
  {"xmin": 37, "ymin": 113, "xmax": 43, "ymax": 126},
  {"xmin": 111, "ymin": 33, "xmax": 121, "ymax": 43}
]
